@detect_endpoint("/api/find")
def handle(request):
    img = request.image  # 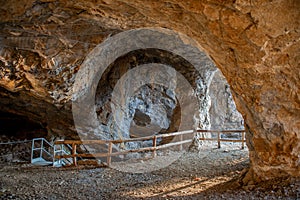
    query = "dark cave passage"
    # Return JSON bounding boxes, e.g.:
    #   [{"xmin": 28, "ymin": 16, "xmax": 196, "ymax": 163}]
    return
[{"xmin": 0, "ymin": 111, "xmax": 47, "ymax": 140}]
